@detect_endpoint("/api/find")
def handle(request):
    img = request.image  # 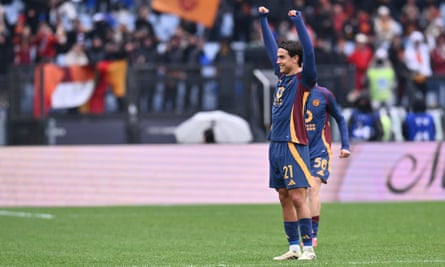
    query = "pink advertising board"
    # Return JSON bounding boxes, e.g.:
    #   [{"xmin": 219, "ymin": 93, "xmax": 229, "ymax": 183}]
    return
[
  {"xmin": 0, "ymin": 142, "xmax": 444, "ymax": 207},
  {"xmin": 337, "ymin": 142, "xmax": 445, "ymax": 202}
]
